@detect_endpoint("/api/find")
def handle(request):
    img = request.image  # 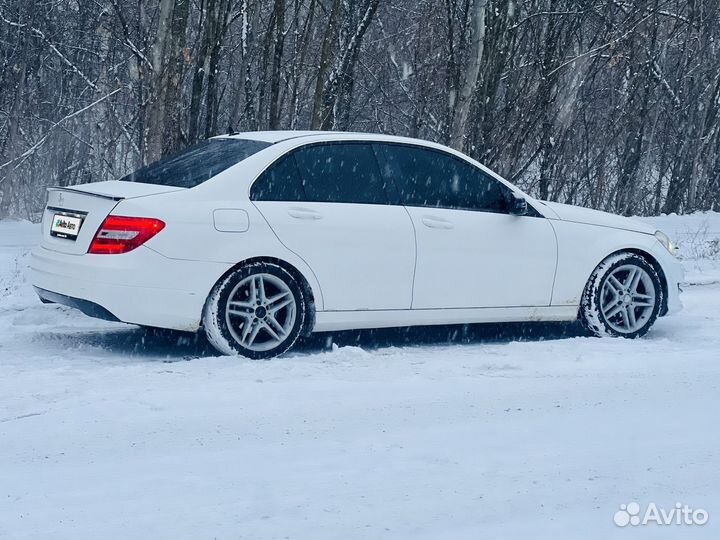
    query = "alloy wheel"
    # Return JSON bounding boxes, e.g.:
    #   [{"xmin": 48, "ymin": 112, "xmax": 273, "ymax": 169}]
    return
[
  {"xmin": 600, "ymin": 264, "xmax": 657, "ymax": 334},
  {"xmin": 224, "ymin": 273, "xmax": 297, "ymax": 352}
]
